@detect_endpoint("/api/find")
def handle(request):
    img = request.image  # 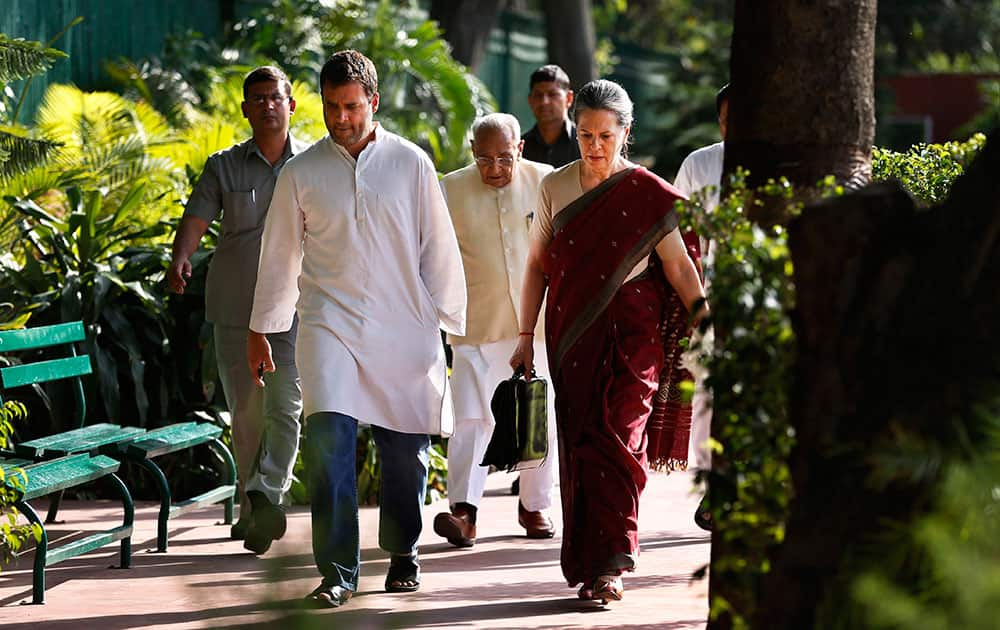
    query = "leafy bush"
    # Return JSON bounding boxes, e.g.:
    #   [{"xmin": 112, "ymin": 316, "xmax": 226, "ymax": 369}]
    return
[
  {"xmin": 682, "ymin": 134, "xmax": 987, "ymax": 627},
  {"xmin": 112, "ymin": 0, "xmax": 495, "ymax": 173},
  {"xmin": 872, "ymin": 132, "xmax": 987, "ymax": 206},
  {"xmin": 1, "ymin": 187, "xmax": 174, "ymax": 426},
  {"xmin": 852, "ymin": 426, "xmax": 1000, "ymax": 630},
  {"xmin": 677, "ymin": 171, "xmax": 800, "ymax": 626},
  {"xmin": 0, "ymin": 400, "xmax": 42, "ymax": 568}
]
